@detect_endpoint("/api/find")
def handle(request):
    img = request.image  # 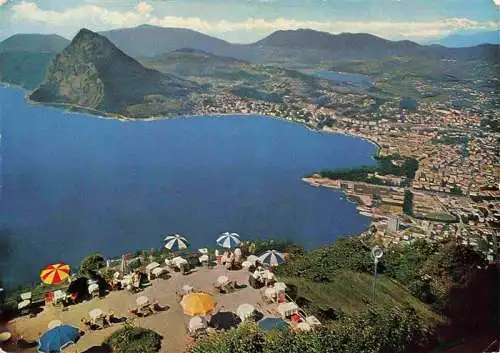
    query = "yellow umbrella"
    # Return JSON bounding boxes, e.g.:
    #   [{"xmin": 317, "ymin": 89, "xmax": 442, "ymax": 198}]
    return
[
  {"xmin": 181, "ymin": 292, "xmax": 216, "ymax": 316},
  {"xmin": 40, "ymin": 263, "xmax": 71, "ymax": 285}
]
